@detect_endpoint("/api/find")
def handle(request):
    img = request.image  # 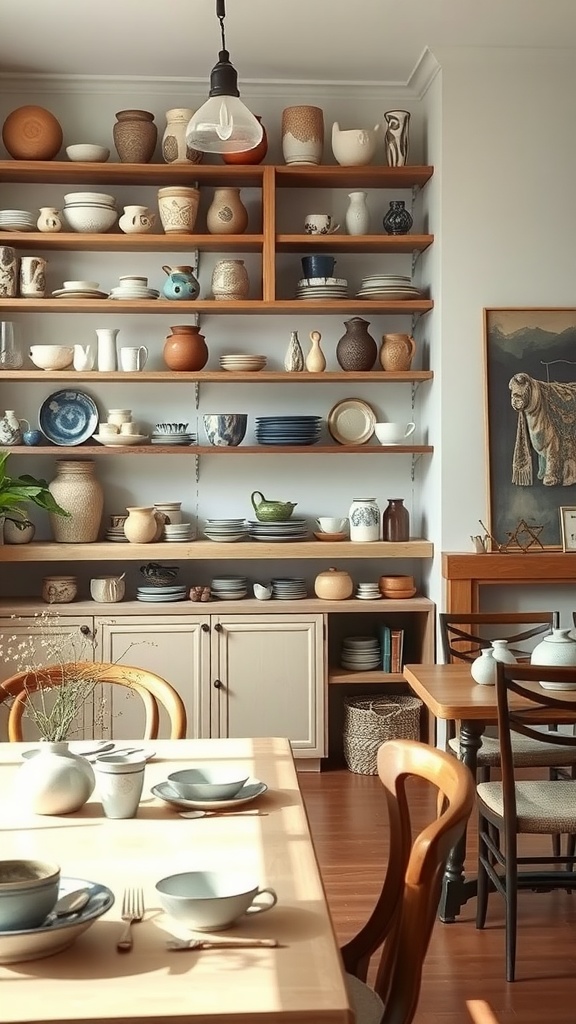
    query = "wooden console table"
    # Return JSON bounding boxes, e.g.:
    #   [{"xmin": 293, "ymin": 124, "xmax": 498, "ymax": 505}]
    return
[{"xmin": 442, "ymin": 551, "xmax": 576, "ymax": 614}]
